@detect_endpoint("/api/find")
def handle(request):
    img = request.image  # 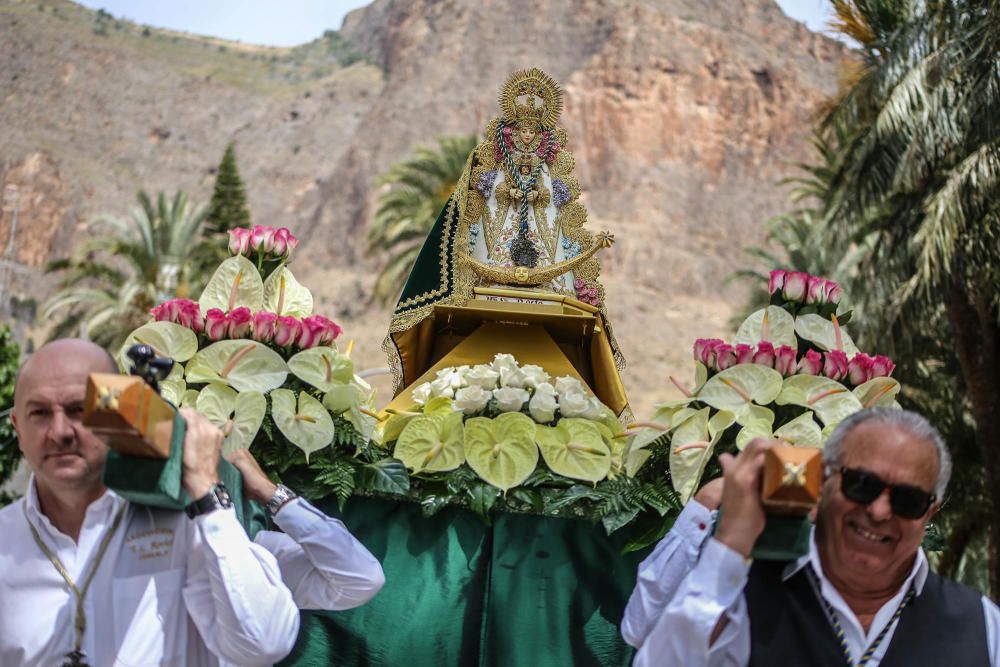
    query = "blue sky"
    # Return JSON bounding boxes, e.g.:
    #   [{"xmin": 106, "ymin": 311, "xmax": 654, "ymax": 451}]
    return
[{"xmin": 75, "ymin": 0, "xmax": 835, "ymax": 47}]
